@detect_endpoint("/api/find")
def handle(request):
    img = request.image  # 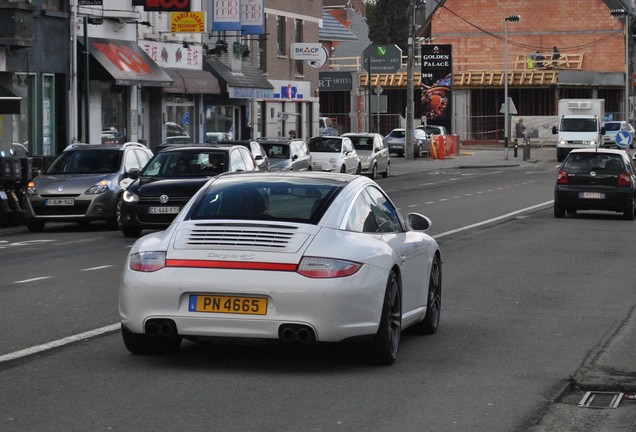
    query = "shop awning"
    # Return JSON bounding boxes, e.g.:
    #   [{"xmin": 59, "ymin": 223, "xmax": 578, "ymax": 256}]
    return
[
  {"xmin": 0, "ymin": 85, "xmax": 21, "ymax": 114},
  {"xmin": 83, "ymin": 37, "xmax": 173, "ymax": 87},
  {"xmin": 319, "ymin": 10, "xmax": 358, "ymax": 42},
  {"xmin": 163, "ymin": 68, "xmax": 221, "ymax": 94},
  {"xmin": 204, "ymin": 57, "xmax": 273, "ymax": 99}
]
